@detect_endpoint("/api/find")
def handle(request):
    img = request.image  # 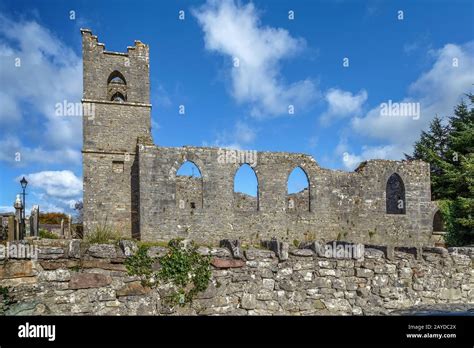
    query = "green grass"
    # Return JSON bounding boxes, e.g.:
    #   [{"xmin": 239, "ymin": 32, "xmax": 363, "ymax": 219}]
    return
[{"xmin": 85, "ymin": 222, "xmax": 122, "ymax": 244}]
